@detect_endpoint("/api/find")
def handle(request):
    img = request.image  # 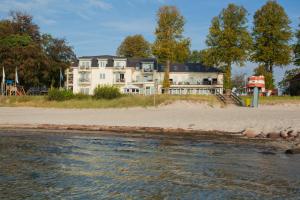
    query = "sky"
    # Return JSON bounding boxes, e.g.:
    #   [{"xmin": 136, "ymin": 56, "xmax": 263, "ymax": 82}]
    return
[{"xmin": 0, "ymin": 0, "xmax": 300, "ymax": 84}]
